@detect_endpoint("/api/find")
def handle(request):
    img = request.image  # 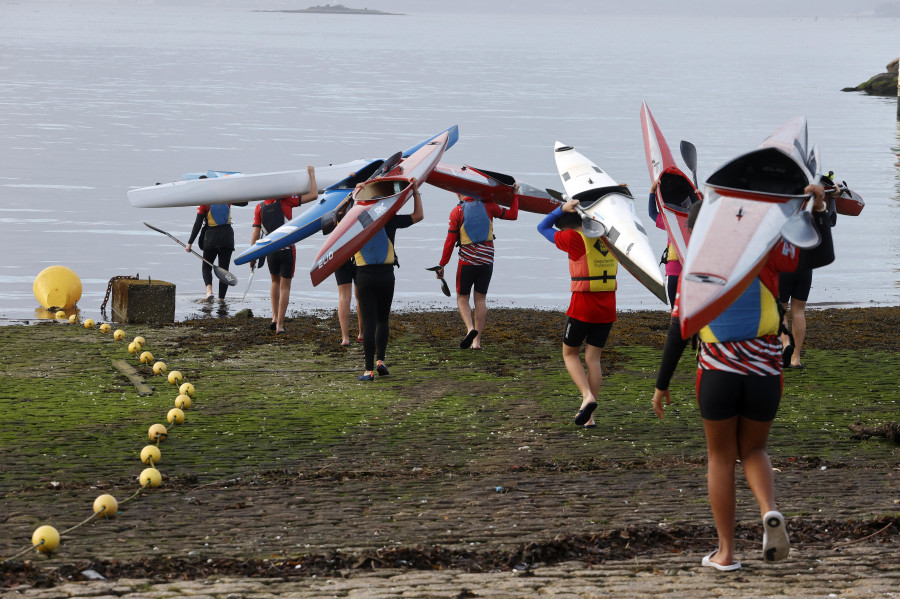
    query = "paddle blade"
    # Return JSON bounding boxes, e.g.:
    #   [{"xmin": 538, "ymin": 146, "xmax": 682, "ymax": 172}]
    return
[
  {"xmin": 214, "ymin": 266, "xmax": 238, "ymax": 286},
  {"xmin": 680, "ymin": 140, "xmax": 699, "ymax": 187},
  {"xmin": 440, "ymin": 278, "xmax": 451, "ymax": 297}
]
